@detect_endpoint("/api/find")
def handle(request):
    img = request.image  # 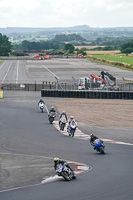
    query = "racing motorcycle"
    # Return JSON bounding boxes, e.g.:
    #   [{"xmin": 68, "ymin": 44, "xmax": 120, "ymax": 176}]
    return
[
  {"xmin": 67, "ymin": 121, "xmax": 76, "ymax": 137},
  {"xmin": 59, "ymin": 117, "xmax": 67, "ymax": 131},
  {"xmin": 48, "ymin": 112, "xmax": 56, "ymax": 124},
  {"xmin": 39, "ymin": 102, "xmax": 45, "ymax": 113},
  {"xmin": 93, "ymin": 139, "xmax": 105, "ymax": 154},
  {"xmin": 55, "ymin": 163, "xmax": 76, "ymax": 181}
]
